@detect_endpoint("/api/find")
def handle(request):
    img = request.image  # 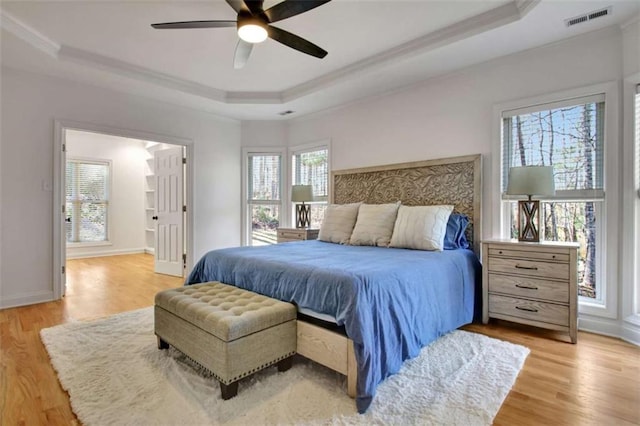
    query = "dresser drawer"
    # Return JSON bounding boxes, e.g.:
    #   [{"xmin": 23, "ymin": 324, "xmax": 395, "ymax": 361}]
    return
[
  {"xmin": 488, "ymin": 248, "xmax": 569, "ymax": 263},
  {"xmin": 488, "ymin": 257, "xmax": 568, "ymax": 280},
  {"xmin": 488, "ymin": 273, "xmax": 568, "ymax": 303},
  {"xmin": 277, "ymin": 237, "xmax": 300, "ymax": 243},
  {"xmin": 278, "ymin": 229, "xmax": 306, "ymax": 240},
  {"xmin": 489, "ymin": 294, "xmax": 569, "ymax": 326}
]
